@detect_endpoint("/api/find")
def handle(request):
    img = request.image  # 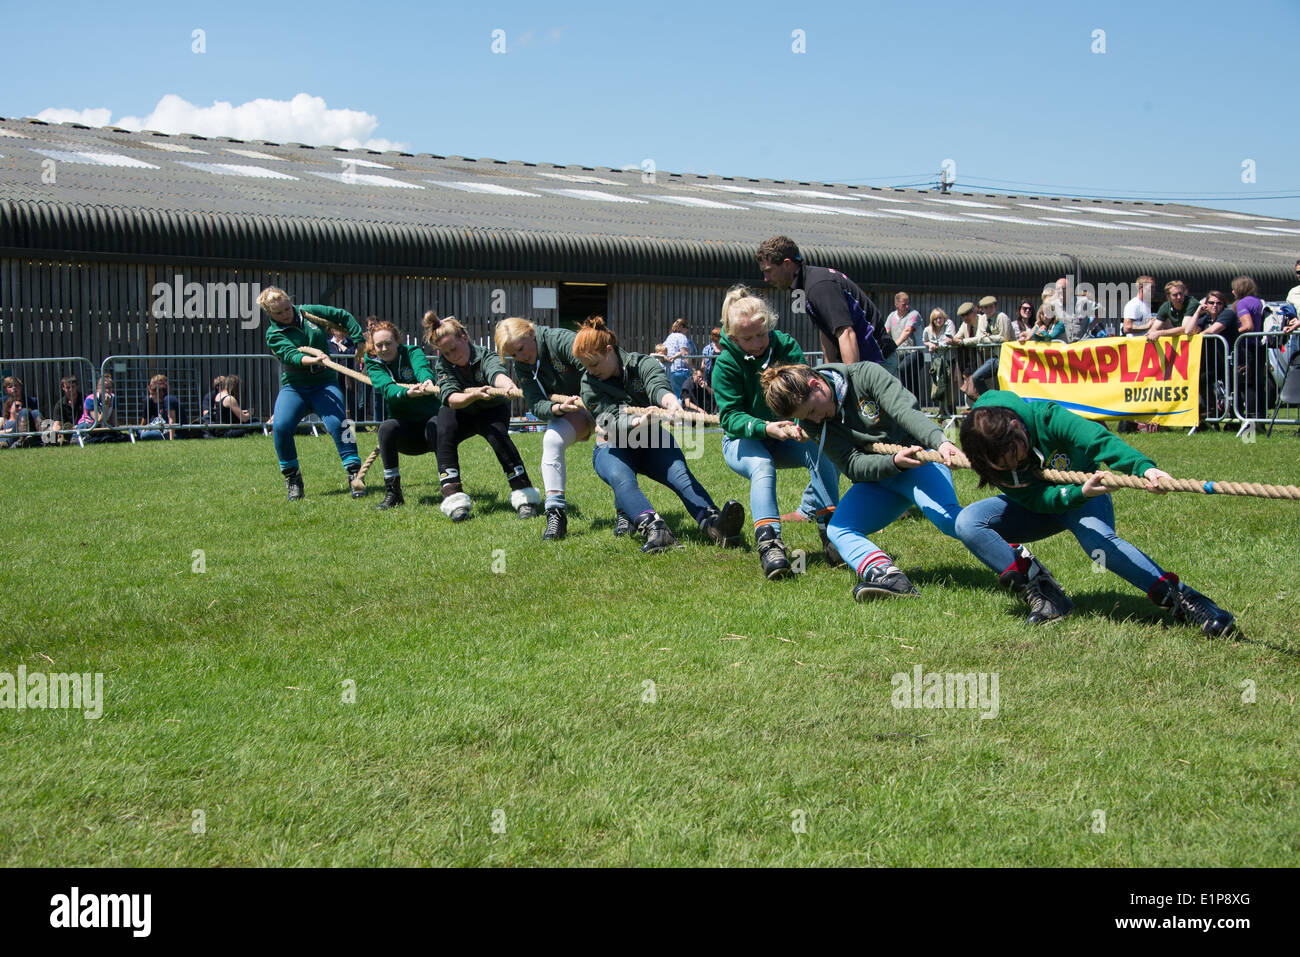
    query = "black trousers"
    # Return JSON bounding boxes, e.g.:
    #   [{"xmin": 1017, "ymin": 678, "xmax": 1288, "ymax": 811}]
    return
[
  {"xmin": 378, "ymin": 416, "xmax": 438, "ymax": 471},
  {"xmin": 435, "ymin": 402, "xmax": 529, "ymax": 493}
]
